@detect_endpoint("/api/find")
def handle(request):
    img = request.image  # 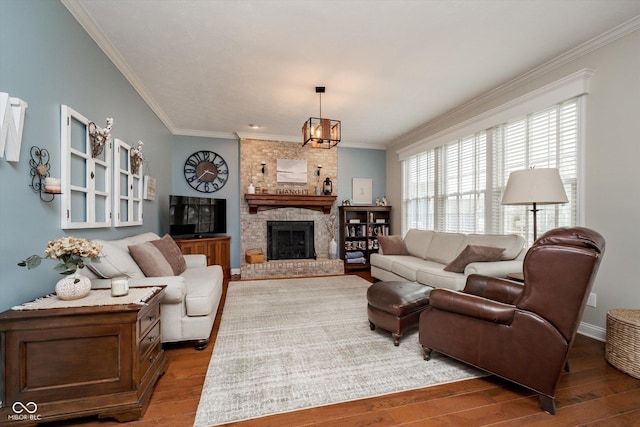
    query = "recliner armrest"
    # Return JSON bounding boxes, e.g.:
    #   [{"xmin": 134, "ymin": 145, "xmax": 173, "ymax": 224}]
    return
[
  {"xmin": 463, "ymin": 274, "xmax": 523, "ymax": 305},
  {"xmin": 429, "ymin": 288, "xmax": 516, "ymax": 324}
]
